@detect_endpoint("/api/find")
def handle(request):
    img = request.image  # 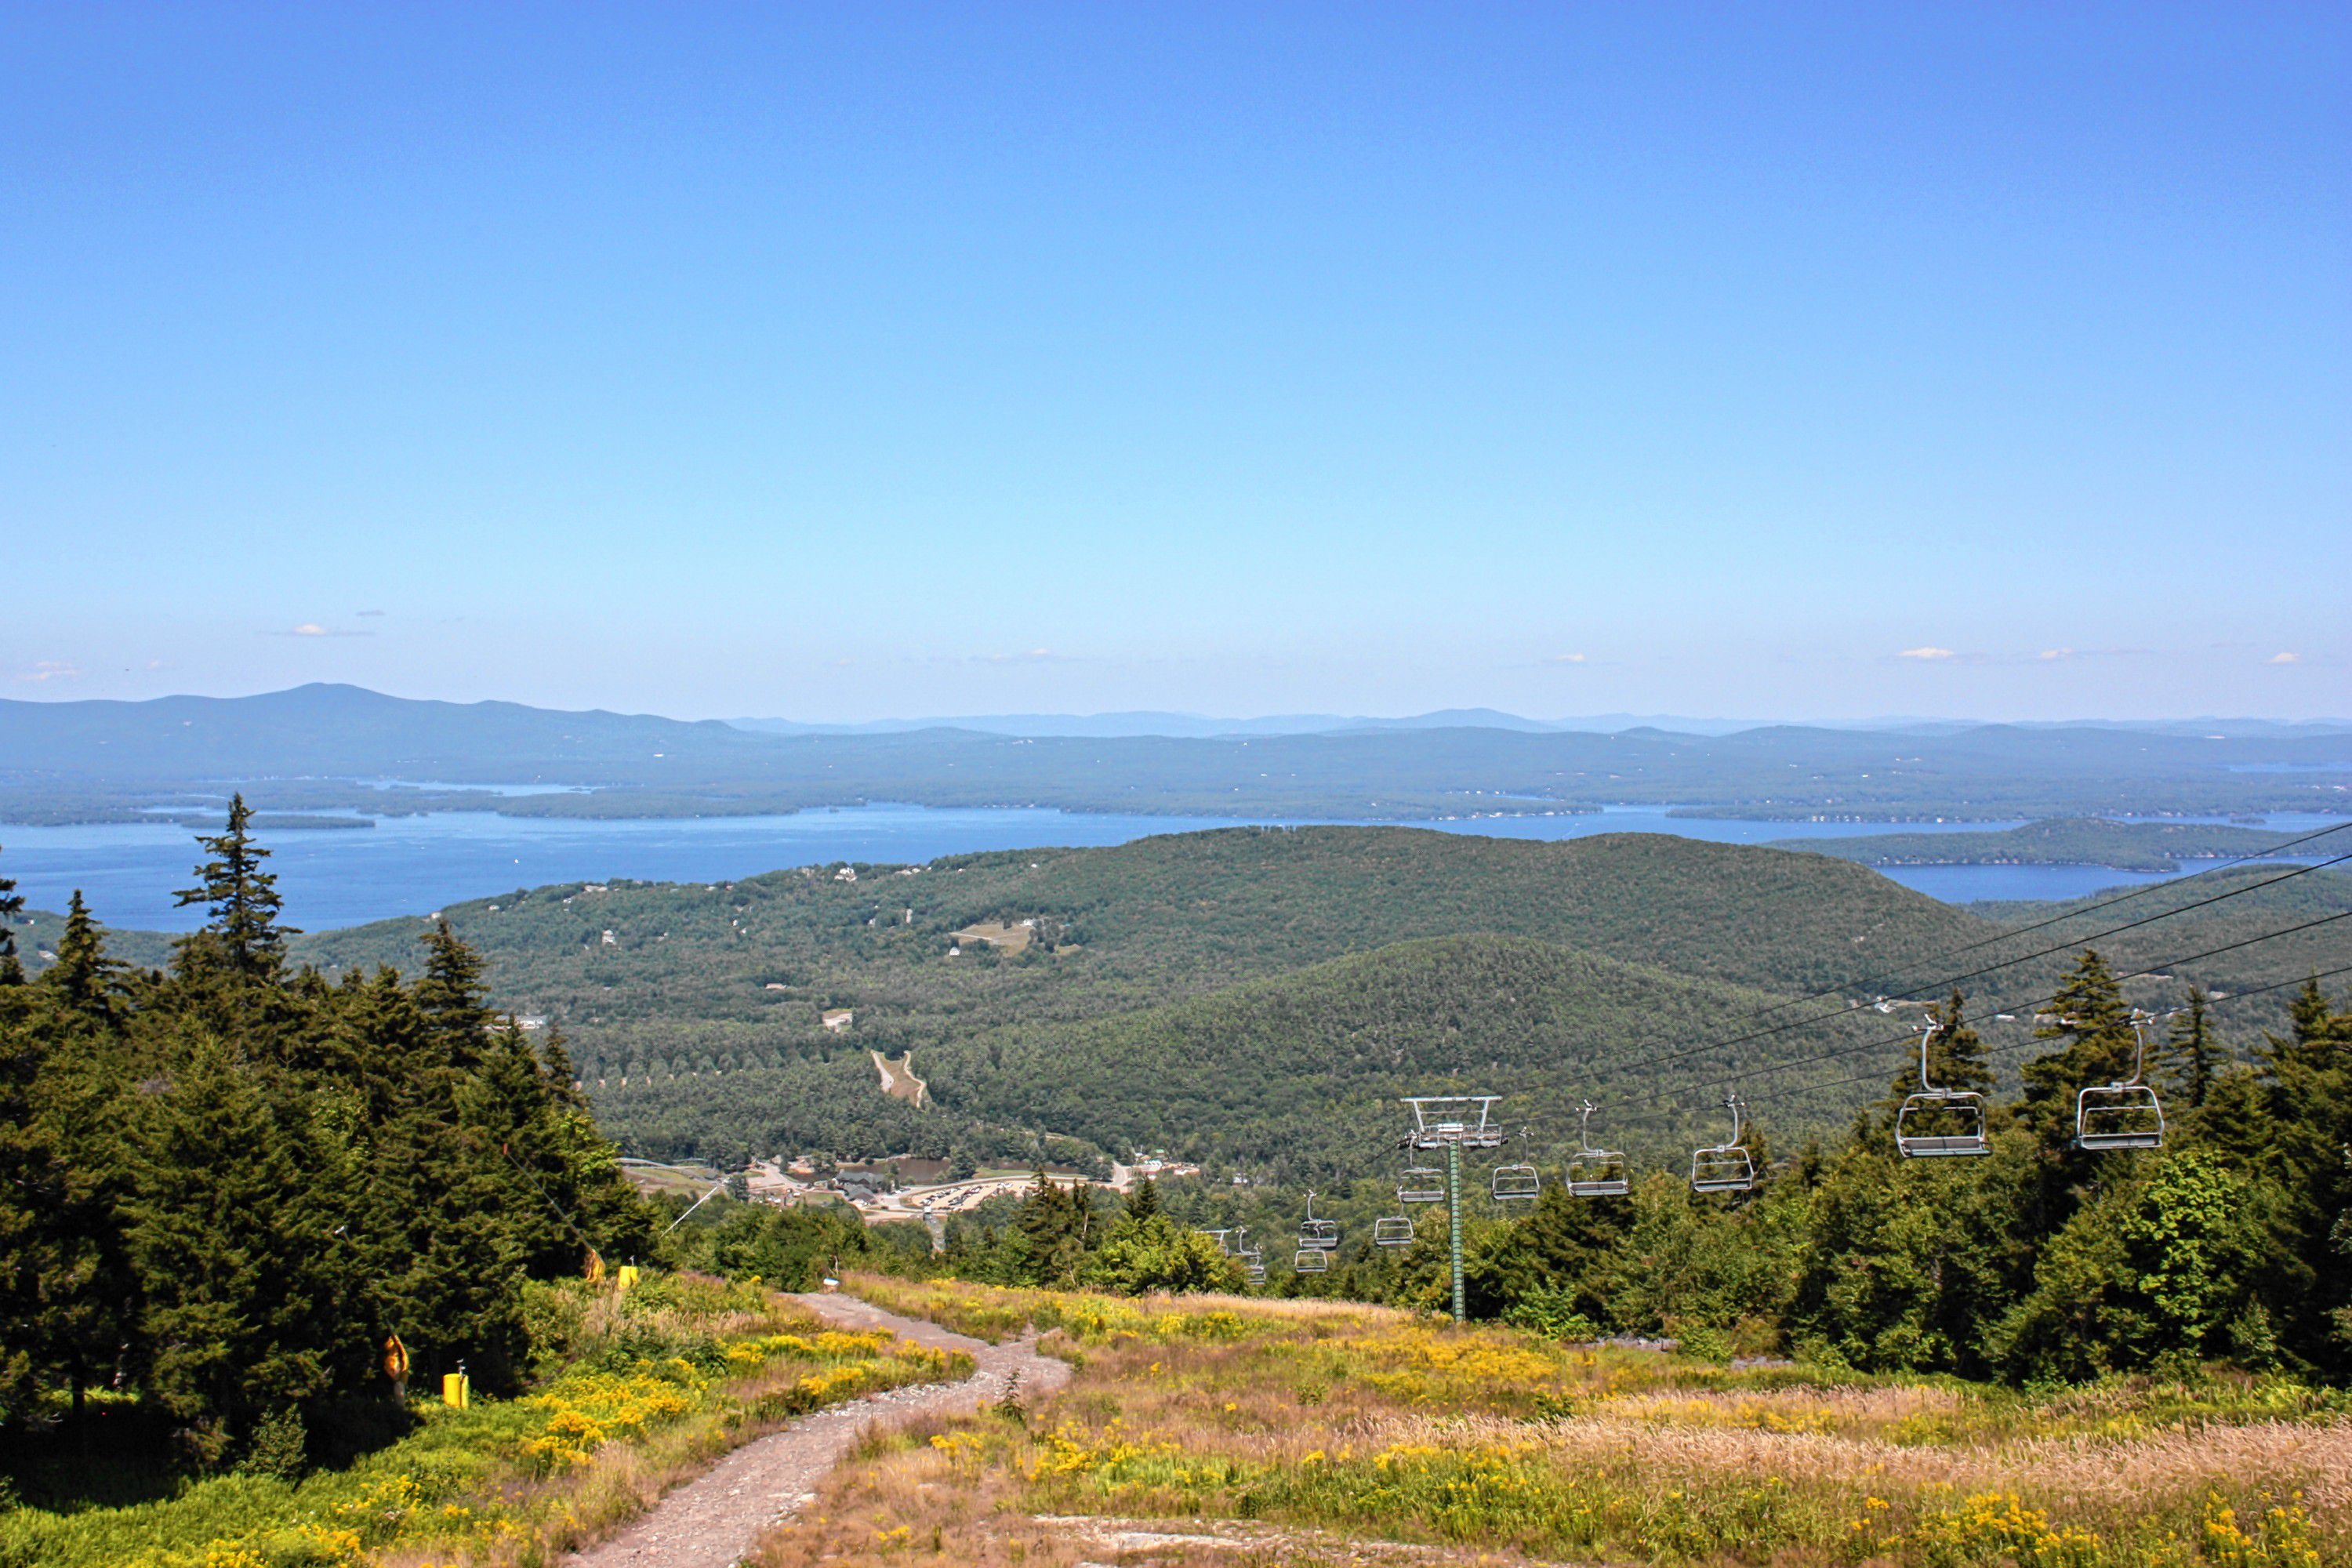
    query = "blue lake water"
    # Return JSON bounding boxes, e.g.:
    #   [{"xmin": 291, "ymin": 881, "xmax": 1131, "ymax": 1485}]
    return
[{"xmin": 1, "ymin": 803, "xmax": 2343, "ymax": 931}]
